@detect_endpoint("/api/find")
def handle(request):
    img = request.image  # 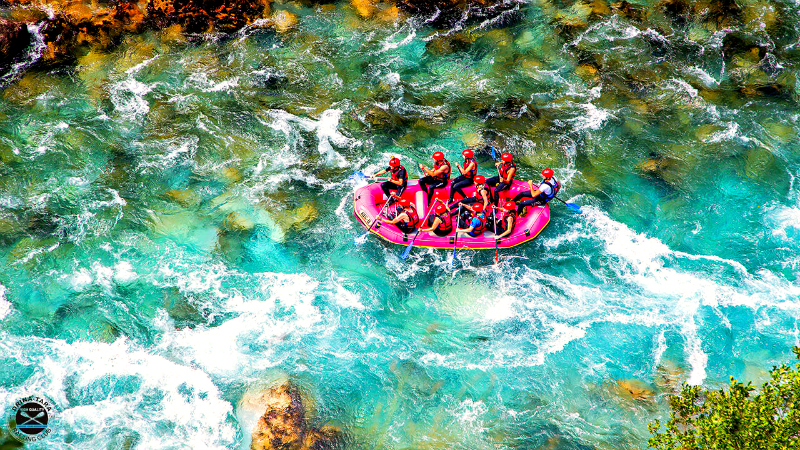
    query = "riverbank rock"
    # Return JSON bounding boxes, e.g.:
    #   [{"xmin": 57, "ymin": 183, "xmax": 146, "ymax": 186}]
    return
[
  {"xmin": 247, "ymin": 381, "xmax": 343, "ymax": 450},
  {"xmin": 0, "ymin": 19, "xmax": 32, "ymax": 70},
  {"xmin": 1, "ymin": 0, "xmax": 269, "ymax": 72}
]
